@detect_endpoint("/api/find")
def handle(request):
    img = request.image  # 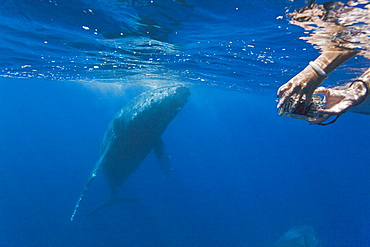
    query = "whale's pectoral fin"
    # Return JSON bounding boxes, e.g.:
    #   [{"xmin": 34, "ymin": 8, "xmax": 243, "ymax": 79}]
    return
[
  {"xmin": 153, "ymin": 138, "xmax": 173, "ymax": 182},
  {"xmin": 70, "ymin": 161, "xmax": 102, "ymax": 222}
]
